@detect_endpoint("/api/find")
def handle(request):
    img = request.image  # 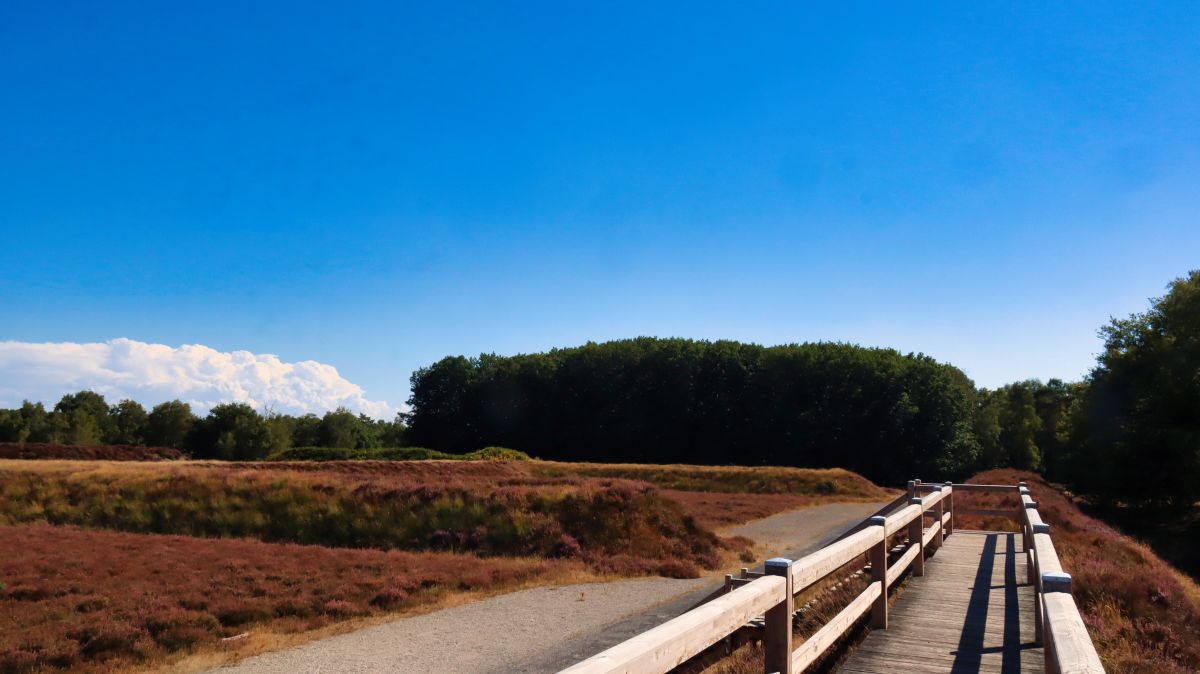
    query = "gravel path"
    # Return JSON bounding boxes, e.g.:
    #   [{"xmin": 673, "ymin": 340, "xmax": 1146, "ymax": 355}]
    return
[{"xmin": 207, "ymin": 500, "xmax": 886, "ymax": 674}]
